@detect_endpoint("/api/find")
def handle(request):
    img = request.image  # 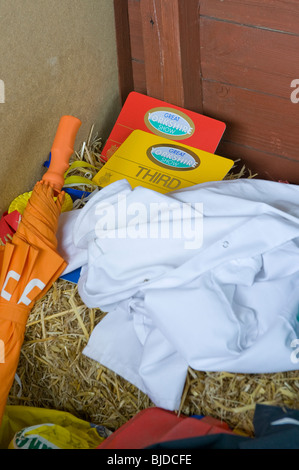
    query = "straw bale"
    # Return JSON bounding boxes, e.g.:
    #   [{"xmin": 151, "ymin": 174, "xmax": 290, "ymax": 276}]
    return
[{"xmin": 7, "ymin": 131, "xmax": 299, "ymax": 437}]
